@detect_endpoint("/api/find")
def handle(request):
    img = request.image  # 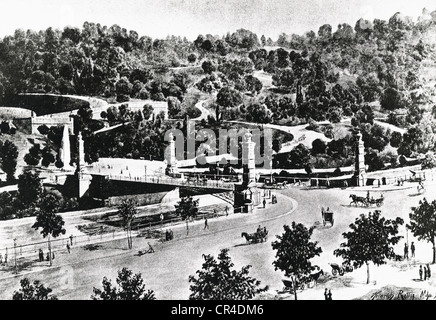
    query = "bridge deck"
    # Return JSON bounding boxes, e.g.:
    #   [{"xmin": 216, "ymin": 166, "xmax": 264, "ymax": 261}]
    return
[{"xmin": 91, "ymin": 172, "xmax": 236, "ymax": 191}]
